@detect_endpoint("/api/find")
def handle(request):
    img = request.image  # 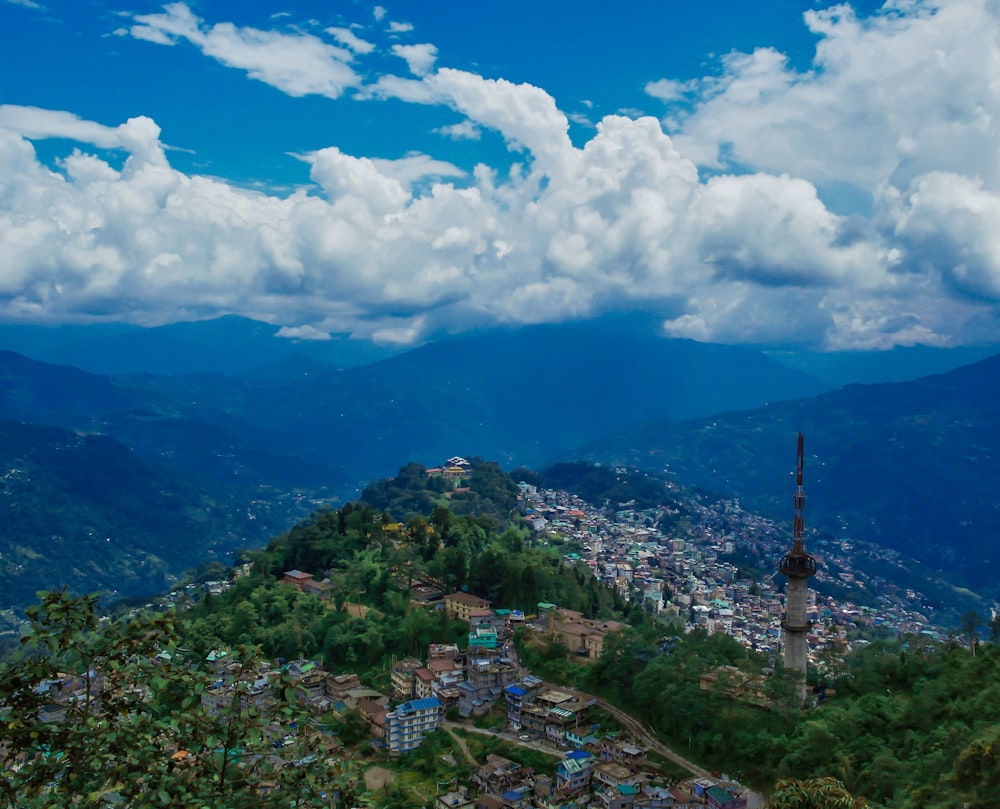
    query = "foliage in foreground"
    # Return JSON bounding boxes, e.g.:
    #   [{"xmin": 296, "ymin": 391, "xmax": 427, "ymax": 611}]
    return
[{"xmin": 0, "ymin": 591, "xmax": 360, "ymax": 808}]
